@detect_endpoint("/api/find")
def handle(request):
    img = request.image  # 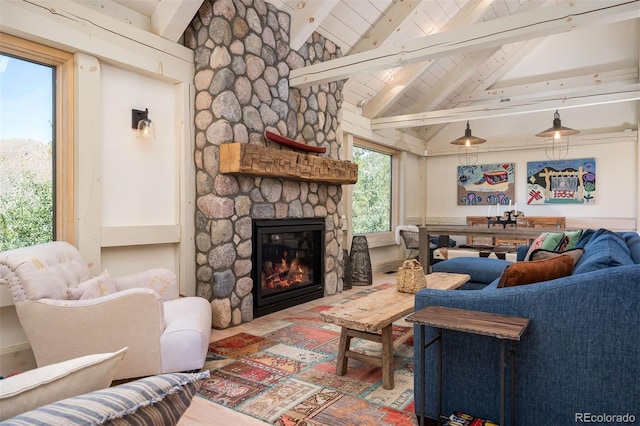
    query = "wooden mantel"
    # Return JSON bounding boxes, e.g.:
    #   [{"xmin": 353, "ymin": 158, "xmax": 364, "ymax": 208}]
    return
[{"xmin": 220, "ymin": 143, "xmax": 358, "ymax": 184}]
